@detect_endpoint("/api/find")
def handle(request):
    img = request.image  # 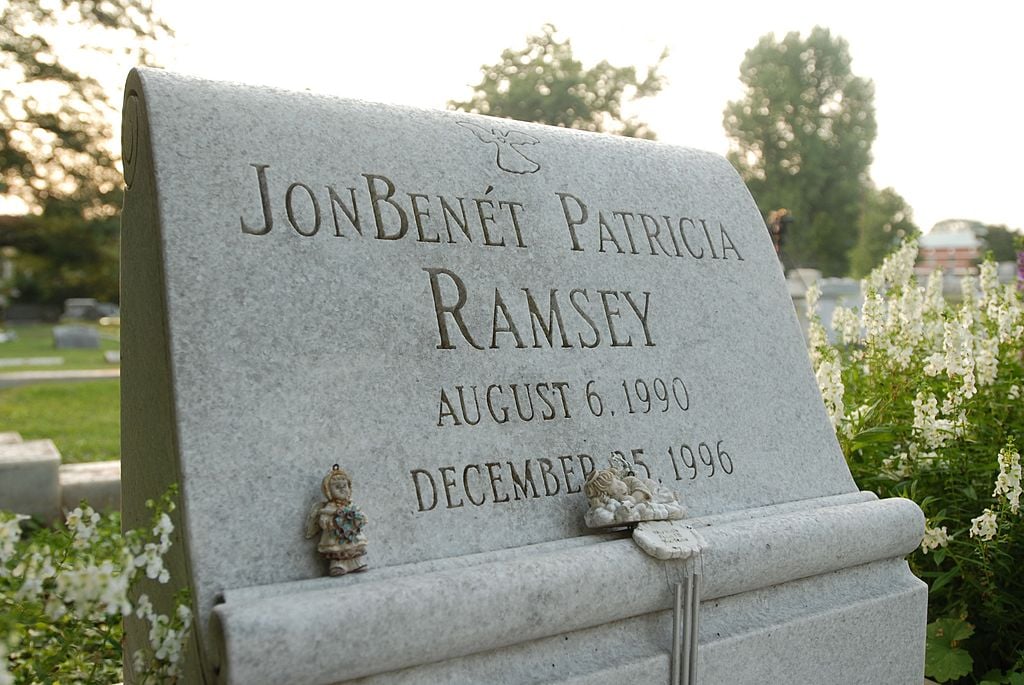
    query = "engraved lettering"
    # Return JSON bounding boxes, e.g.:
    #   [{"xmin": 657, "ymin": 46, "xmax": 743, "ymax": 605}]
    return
[
  {"xmin": 678, "ymin": 218, "xmax": 704, "ymax": 258},
  {"xmin": 551, "ymin": 382, "xmax": 572, "ymax": 418},
  {"xmin": 456, "ymin": 385, "xmax": 482, "ymax": 426},
  {"xmin": 498, "ymin": 200, "xmax": 527, "ymax": 248},
  {"xmin": 536, "ymin": 383, "xmax": 557, "ymax": 420},
  {"xmin": 437, "ymin": 388, "xmax": 461, "ymax": 426},
  {"xmin": 720, "ymin": 223, "xmax": 744, "ymax": 260},
  {"xmin": 612, "ymin": 211, "xmax": 639, "ymax": 254},
  {"xmin": 363, "ymin": 173, "xmax": 408, "ymax": 240},
  {"xmin": 490, "ymin": 289, "xmax": 526, "ymax": 349},
  {"xmin": 599, "ymin": 290, "xmax": 630, "ymax": 347},
  {"xmin": 510, "ymin": 383, "xmax": 535, "ymax": 421},
  {"xmin": 524, "ymin": 289, "xmax": 571, "ymax": 348},
  {"xmin": 475, "ymin": 190, "xmax": 503, "ymax": 247},
  {"xmin": 538, "ymin": 458, "xmax": 561, "ymax": 496},
  {"xmin": 623, "ymin": 291, "xmax": 655, "ymax": 347},
  {"xmin": 558, "ymin": 454, "xmax": 581, "ymax": 494},
  {"xmin": 486, "ymin": 385, "xmax": 510, "ymax": 424},
  {"xmin": 508, "ymin": 460, "xmax": 540, "ymax": 500},
  {"xmin": 556, "ymin": 192, "xmax": 587, "ymax": 251},
  {"xmin": 423, "ymin": 267, "xmax": 484, "ymax": 350},
  {"xmin": 569, "ymin": 289, "xmax": 601, "ymax": 349},
  {"xmin": 699, "ymin": 219, "xmax": 719, "ymax": 259},
  {"xmin": 663, "ymin": 215, "xmax": 684, "ymax": 257},
  {"xmin": 463, "ymin": 464, "xmax": 486, "ymax": 506},
  {"xmin": 597, "ymin": 212, "xmax": 624, "ymax": 254},
  {"xmin": 409, "ymin": 193, "xmax": 440, "ymax": 243},
  {"xmin": 411, "ymin": 469, "xmax": 438, "ymax": 512},
  {"xmin": 327, "ymin": 185, "xmax": 362, "ymax": 236},
  {"xmin": 240, "ymin": 163, "xmax": 273, "ymax": 235},
  {"xmin": 285, "ymin": 182, "xmax": 321, "ymax": 236},
  {"xmin": 640, "ymin": 214, "xmax": 672, "ymax": 256},
  {"xmin": 440, "ymin": 196, "xmax": 471, "ymax": 243},
  {"xmin": 439, "ymin": 466, "xmax": 464, "ymax": 509},
  {"xmin": 486, "ymin": 462, "xmax": 511, "ymax": 503},
  {"xmin": 578, "ymin": 453, "xmax": 596, "ymax": 480}
]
